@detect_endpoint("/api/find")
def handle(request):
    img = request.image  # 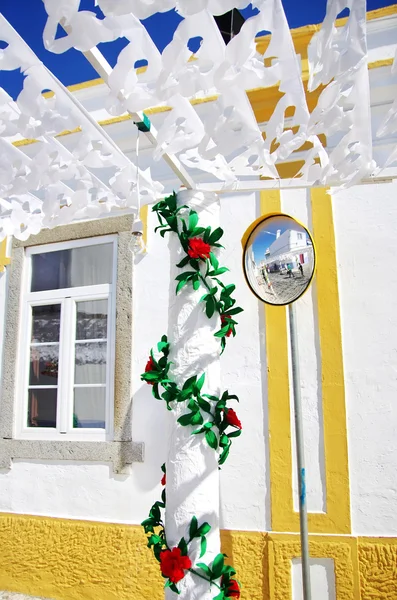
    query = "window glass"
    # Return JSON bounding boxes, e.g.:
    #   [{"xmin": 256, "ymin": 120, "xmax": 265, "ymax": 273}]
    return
[
  {"xmin": 31, "ymin": 243, "xmax": 113, "ymax": 292},
  {"xmin": 28, "ymin": 388, "xmax": 57, "ymax": 428},
  {"xmin": 74, "ymin": 341, "xmax": 107, "ymax": 384},
  {"xmin": 76, "ymin": 300, "xmax": 108, "ymax": 340},
  {"xmin": 73, "ymin": 388, "xmax": 106, "ymax": 429},
  {"xmin": 32, "ymin": 304, "xmax": 61, "ymax": 343},
  {"xmin": 30, "ymin": 345, "xmax": 59, "ymax": 386}
]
